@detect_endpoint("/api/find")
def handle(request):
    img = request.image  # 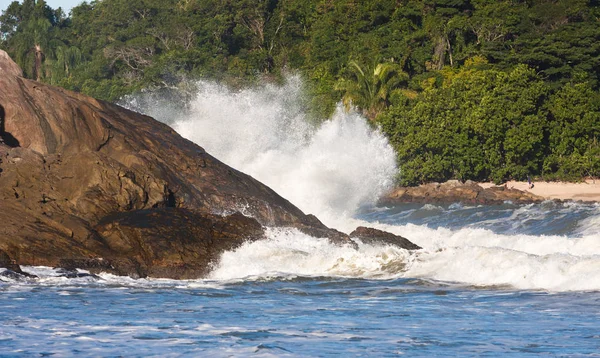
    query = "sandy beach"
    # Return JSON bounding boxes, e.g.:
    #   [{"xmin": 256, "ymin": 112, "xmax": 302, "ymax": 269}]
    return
[{"xmin": 480, "ymin": 179, "xmax": 600, "ymax": 202}]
